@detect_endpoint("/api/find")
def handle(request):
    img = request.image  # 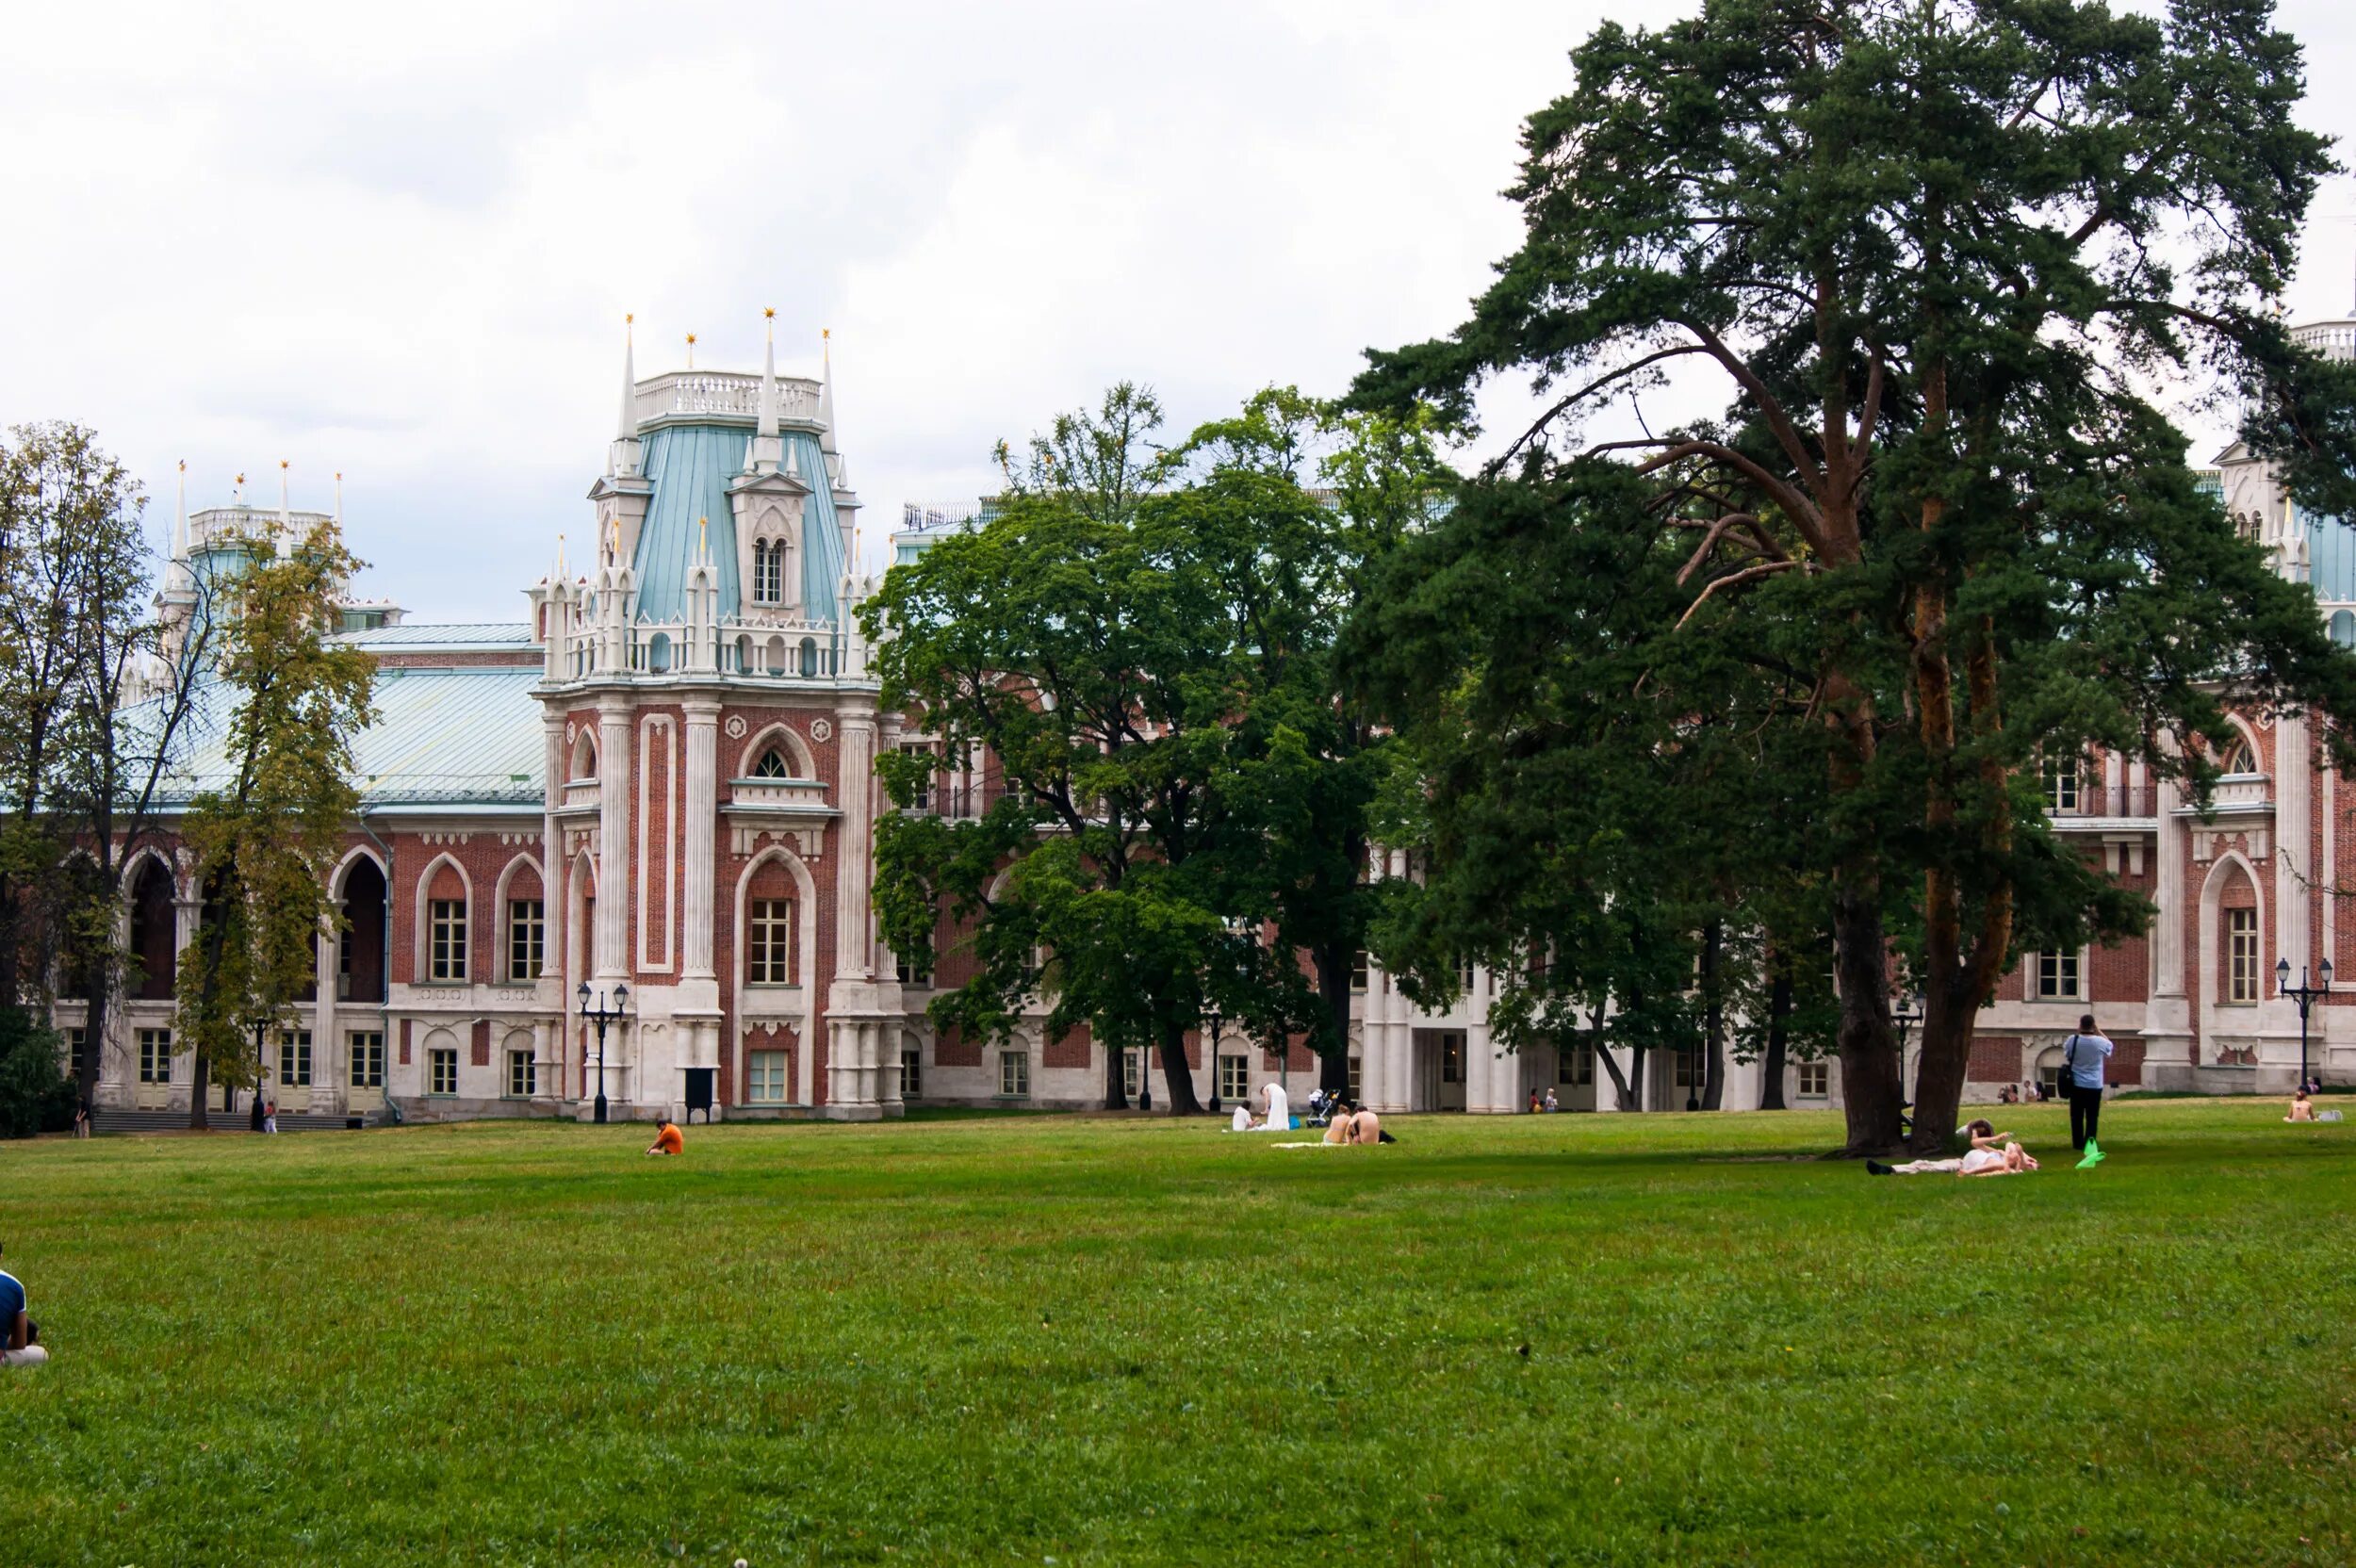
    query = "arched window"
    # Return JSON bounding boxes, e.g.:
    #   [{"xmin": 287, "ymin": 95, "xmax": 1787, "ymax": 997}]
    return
[
  {"xmin": 2220, "ymin": 737, "xmax": 2257, "ymax": 776},
  {"xmin": 129, "ymin": 859, "xmax": 177, "ymax": 1002},
  {"xmin": 799, "ymin": 637, "xmax": 818, "ymax": 678},
  {"xmin": 753, "ymin": 541, "xmax": 785, "ymax": 606},
  {"xmin": 646, "ymin": 631, "xmax": 672, "ymax": 673},
  {"xmin": 572, "ymin": 730, "xmax": 597, "ymax": 780},
  {"xmin": 2331, "ymin": 609, "xmax": 2355, "ymax": 649},
  {"xmin": 752, "ymin": 748, "xmax": 792, "ymax": 779}
]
